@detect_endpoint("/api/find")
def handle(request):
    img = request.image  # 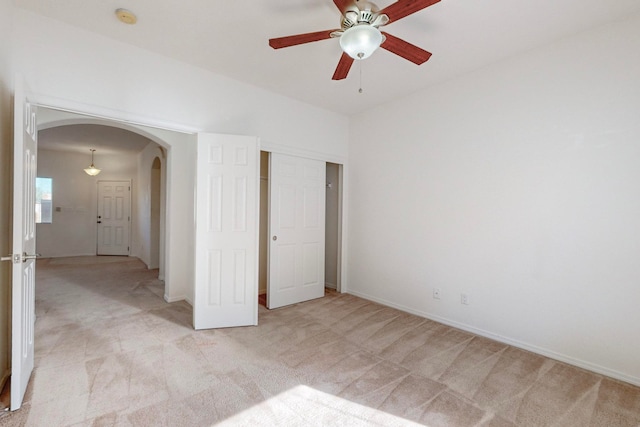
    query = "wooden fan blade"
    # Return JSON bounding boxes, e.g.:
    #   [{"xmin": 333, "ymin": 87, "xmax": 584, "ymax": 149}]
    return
[
  {"xmin": 333, "ymin": 0, "xmax": 352, "ymax": 13},
  {"xmin": 379, "ymin": 0, "xmax": 440, "ymax": 23},
  {"xmin": 381, "ymin": 32, "xmax": 432, "ymax": 65},
  {"xmin": 269, "ymin": 30, "xmax": 337, "ymax": 49},
  {"xmin": 332, "ymin": 52, "xmax": 354, "ymax": 80}
]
